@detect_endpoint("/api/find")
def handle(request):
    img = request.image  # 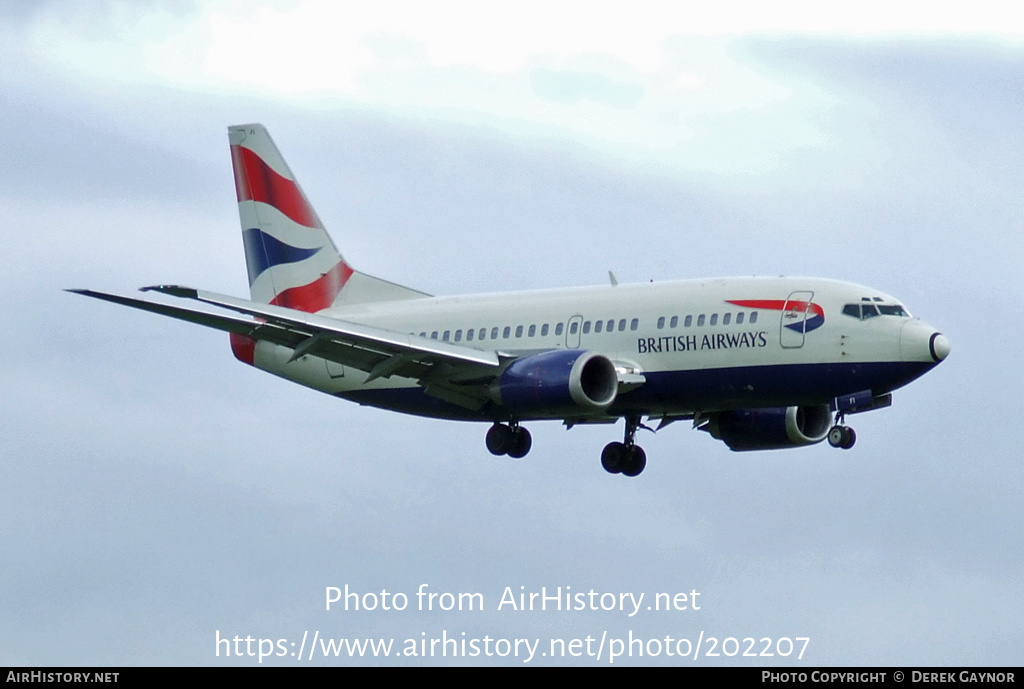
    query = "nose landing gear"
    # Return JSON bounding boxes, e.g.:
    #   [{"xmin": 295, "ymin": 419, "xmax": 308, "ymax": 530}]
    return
[{"xmin": 827, "ymin": 413, "xmax": 856, "ymax": 450}]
